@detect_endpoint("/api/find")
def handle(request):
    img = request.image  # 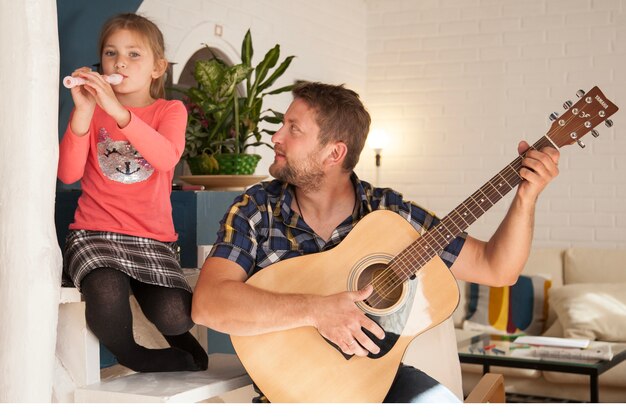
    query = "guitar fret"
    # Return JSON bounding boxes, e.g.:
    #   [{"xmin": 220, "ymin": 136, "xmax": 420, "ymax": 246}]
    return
[
  {"xmin": 477, "ymin": 188, "xmax": 495, "ymax": 206},
  {"xmin": 391, "ymin": 246, "xmax": 417, "ymax": 279},
  {"xmin": 496, "ymin": 172, "xmax": 512, "ymax": 188},
  {"xmin": 436, "ymin": 224, "xmax": 454, "ymax": 244},
  {"xmin": 465, "ymin": 194, "xmax": 483, "ymax": 217},
  {"xmin": 444, "ymin": 214, "xmax": 464, "ymax": 235},
  {"xmin": 443, "ymin": 209, "xmax": 468, "ymax": 236},
  {"xmin": 456, "ymin": 202, "xmax": 478, "ymax": 223},
  {"xmin": 505, "ymin": 163, "xmax": 523, "ymax": 181},
  {"xmin": 452, "ymin": 215, "xmax": 471, "ymax": 230},
  {"xmin": 484, "ymin": 183, "xmax": 506, "ymax": 207},
  {"xmin": 469, "ymin": 192, "xmax": 490, "ymax": 214},
  {"xmin": 485, "ymin": 179, "xmax": 505, "ymax": 198}
]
